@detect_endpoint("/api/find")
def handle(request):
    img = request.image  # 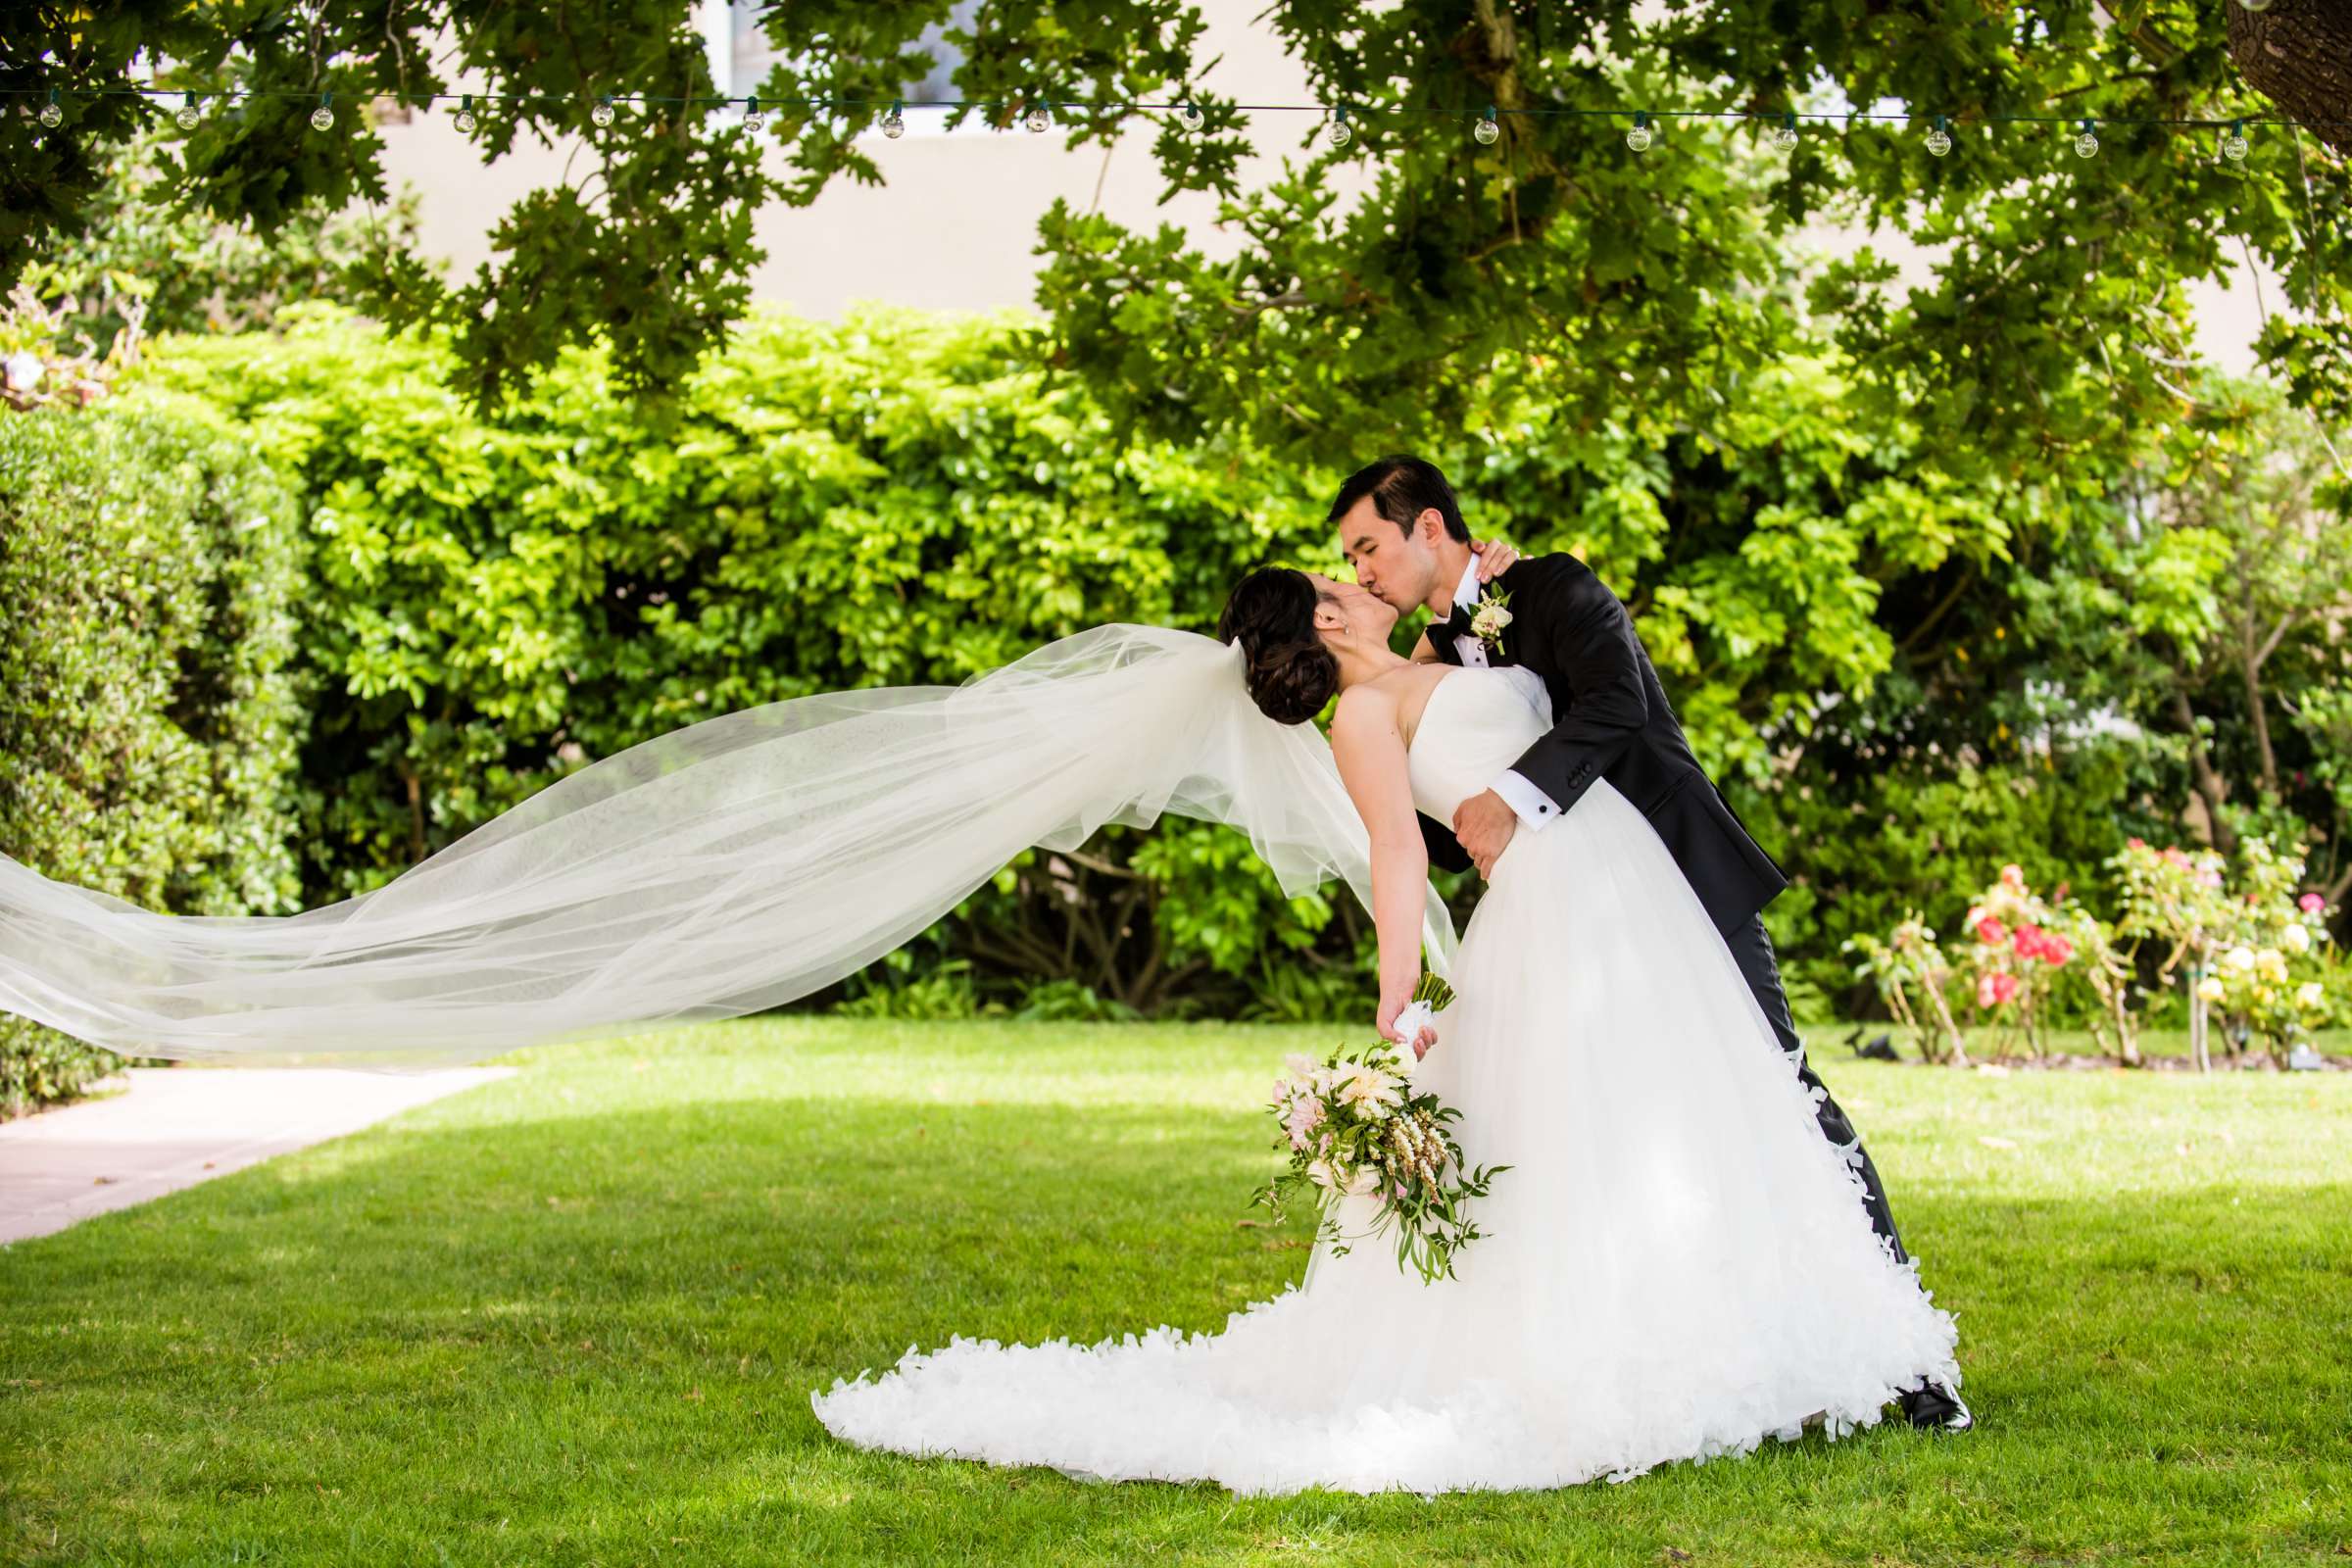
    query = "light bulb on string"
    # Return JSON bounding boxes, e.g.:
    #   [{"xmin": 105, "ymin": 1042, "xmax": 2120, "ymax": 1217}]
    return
[
  {"xmin": 1926, "ymin": 115, "xmax": 1952, "ymax": 158},
  {"xmin": 1474, "ymin": 105, "xmax": 1500, "ymax": 145},
  {"xmin": 38, "ymin": 88, "xmax": 63, "ymax": 128},
  {"xmin": 1771, "ymin": 111, "xmax": 1798, "ymax": 151},
  {"xmin": 591, "ymin": 94, "xmax": 615, "ymax": 127},
  {"xmin": 1626, "ymin": 110, "xmax": 1651, "ymax": 153},
  {"xmin": 1177, "ymin": 101, "xmax": 1204, "ymax": 131},
  {"xmin": 742, "ymin": 95, "xmax": 765, "ymax": 132},
  {"xmin": 2074, "ymin": 118, "xmax": 2098, "ymax": 158},
  {"xmin": 2222, "ymin": 120, "xmax": 2248, "ymax": 162},
  {"xmin": 1024, "ymin": 101, "xmax": 1051, "ymax": 132},
  {"xmin": 882, "ymin": 99, "xmax": 906, "ymax": 138},
  {"xmin": 1328, "ymin": 106, "xmax": 1351, "ymax": 148},
  {"xmin": 2234, "ymin": 0, "xmax": 2274, "ymax": 11},
  {"xmin": 453, "ymin": 93, "xmax": 476, "ymax": 133},
  {"xmin": 310, "ymin": 92, "xmax": 334, "ymax": 132},
  {"xmin": 174, "ymin": 92, "xmax": 202, "ymax": 129}
]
